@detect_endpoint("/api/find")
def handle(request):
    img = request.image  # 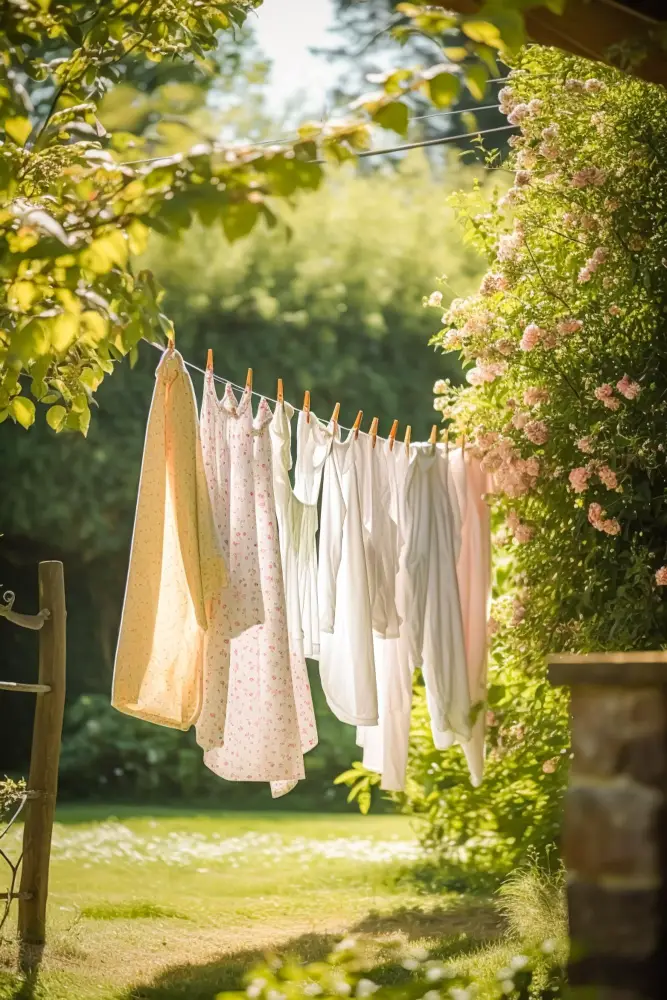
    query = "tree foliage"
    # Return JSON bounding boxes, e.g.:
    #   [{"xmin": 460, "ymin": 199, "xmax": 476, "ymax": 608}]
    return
[{"xmin": 0, "ymin": 0, "xmax": 567, "ymax": 435}]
